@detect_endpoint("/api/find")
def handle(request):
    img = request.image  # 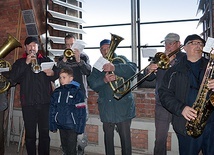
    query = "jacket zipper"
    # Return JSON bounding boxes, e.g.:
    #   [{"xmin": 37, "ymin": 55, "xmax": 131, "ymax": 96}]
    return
[
  {"xmin": 168, "ymin": 72, "xmax": 176, "ymax": 89},
  {"xmin": 71, "ymin": 112, "xmax": 76, "ymax": 124}
]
